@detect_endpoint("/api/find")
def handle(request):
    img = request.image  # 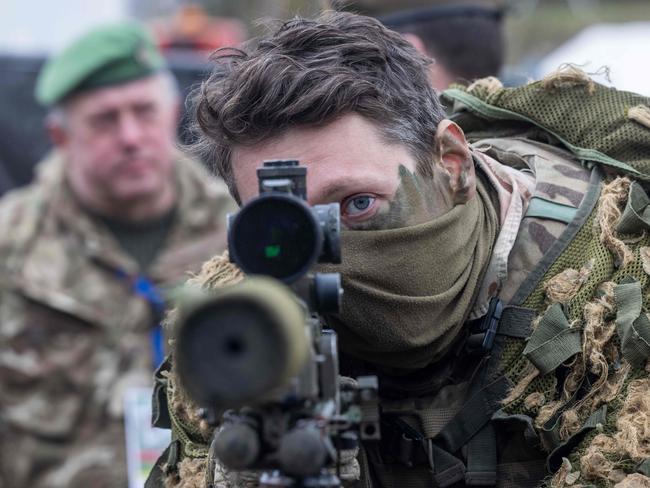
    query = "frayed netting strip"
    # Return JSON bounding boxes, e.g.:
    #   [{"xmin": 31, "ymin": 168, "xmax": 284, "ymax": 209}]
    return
[
  {"xmin": 167, "ymin": 252, "xmax": 245, "ymax": 443},
  {"xmin": 596, "ymin": 177, "xmax": 633, "ymax": 267},
  {"xmin": 187, "ymin": 251, "xmax": 244, "ymax": 290},
  {"xmin": 467, "ymin": 76, "xmax": 503, "ymax": 96},
  {"xmin": 613, "ymin": 378, "xmax": 650, "ymax": 460},
  {"xmin": 541, "ymin": 64, "xmax": 599, "ymax": 95},
  {"xmin": 543, "ymin": 260, "xmax": 593, "ymax": 305},
  {"xmin": 502, "ymin": 361, "xmax": 540, "ymax": 406},
  {"xmin": 164, "ymin": 458, "xmax": 207, "ymax": 488},
  {"xmin": 578, "ymin": 378, "xmax": 650, "ymax": 484},
  {"xmin": 614, "ymin": 473, "xmax": 650, "ymax": 488},
  {"xmin": 546, "ymin": 281, "xmax": 624, "ymax": 441},
  {"xmin": 508, "ymin": 279, "xmax": 623, "ymax": 437},
  {"xmin": 168, "ymin": 367, "xmax": 212, "ymax": 441},
  {"xmin": 627, "ymin": 105, "xmax": 650, "ymax": 131}
]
